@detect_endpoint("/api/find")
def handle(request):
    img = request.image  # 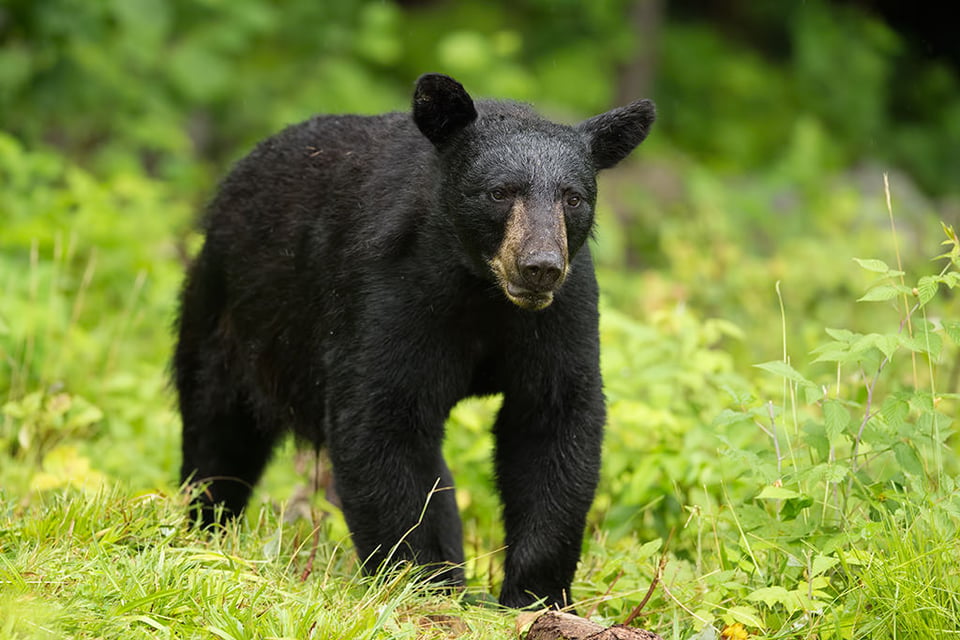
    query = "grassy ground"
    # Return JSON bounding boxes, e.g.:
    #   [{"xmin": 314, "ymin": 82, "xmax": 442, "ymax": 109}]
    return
[{"xmin": 0, "ymin": 486, "xmax": 517, "ymax": 639}]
